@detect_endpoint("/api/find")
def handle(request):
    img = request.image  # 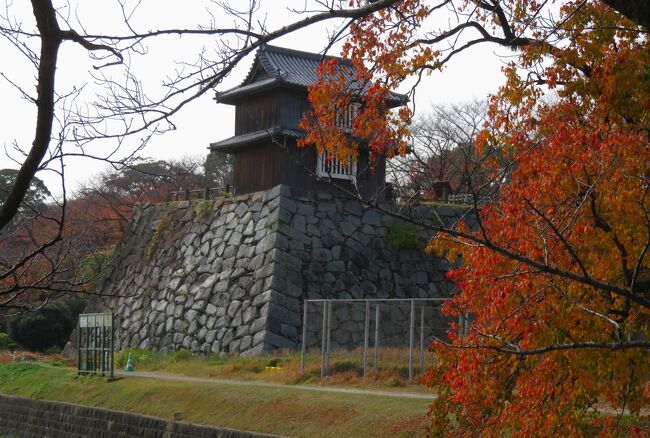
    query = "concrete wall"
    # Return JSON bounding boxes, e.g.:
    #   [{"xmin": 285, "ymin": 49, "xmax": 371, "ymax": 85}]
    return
[
  {"xmin": 78, "ymin": 185, "xmax": 467, "ymax": 355},
  {"xmin": 0, "ymin": 394, "xmax": 282, "ymax": 438}
]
